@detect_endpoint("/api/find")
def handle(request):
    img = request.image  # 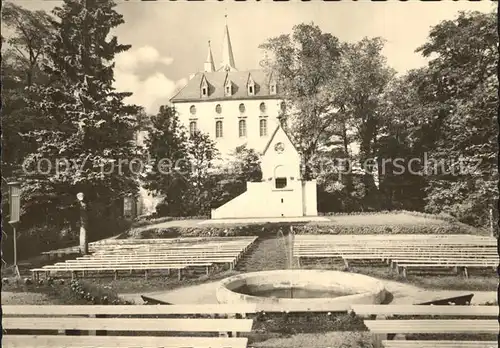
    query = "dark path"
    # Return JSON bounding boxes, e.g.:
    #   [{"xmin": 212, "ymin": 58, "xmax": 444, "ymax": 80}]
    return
[{"xmin": 236, "ymin": 234, "xmax": 294, "ymax": 272}]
